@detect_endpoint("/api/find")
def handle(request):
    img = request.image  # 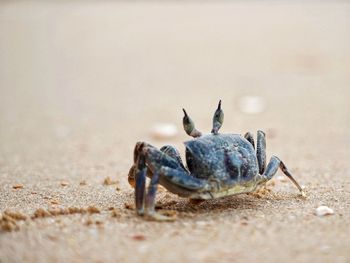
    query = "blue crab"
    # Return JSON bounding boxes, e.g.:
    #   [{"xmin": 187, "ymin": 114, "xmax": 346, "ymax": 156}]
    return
[{"xmin": 128, "ymin": 101, "xmax": 304, "ymax": 221}]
